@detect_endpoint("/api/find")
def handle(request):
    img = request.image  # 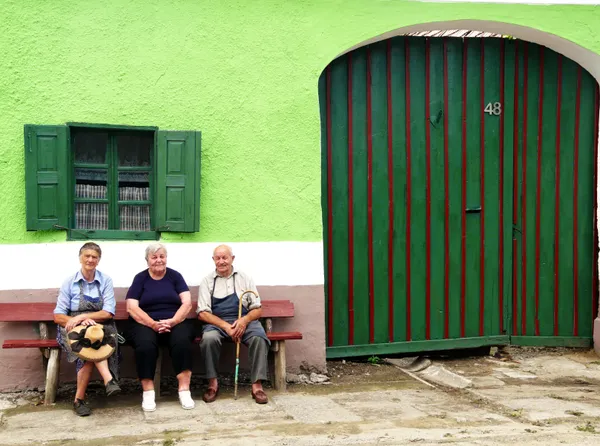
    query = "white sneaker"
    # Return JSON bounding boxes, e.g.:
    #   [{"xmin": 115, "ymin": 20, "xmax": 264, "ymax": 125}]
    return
[
  {"xmin": 178, "ymin": 390, "xmax": 195, "ymax": 410},
  {"xmin": 142, "ymin": 390, "xmax": 156, "ymax": 412}
]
